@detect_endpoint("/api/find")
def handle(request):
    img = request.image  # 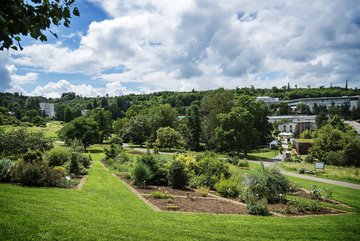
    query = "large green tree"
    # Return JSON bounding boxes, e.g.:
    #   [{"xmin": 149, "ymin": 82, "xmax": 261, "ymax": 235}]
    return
[
  {"xmin": 201, "ymin": 88, "xmax": 234, "ymax": 149},
  {"xmin": 91, "ymin": 109, "xmax": 113, "ymax": 143},
  {"xmin": 0, "ymin": 0, "xmax": 79, "ymax": 50},
  {"xmin": 122, "ymin": 115, "xmax": 150, "ymax": 145},
  {"xmin": 59, "ymin": 116, "xmax": 99, "ymax": 151},
  {"xmin": 216, "ymin": 106, "xmax": 258, "ymax": 155},
  {"xmin": 156, "ymin": 127, "xmax": 184, "ymax": 149}
]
